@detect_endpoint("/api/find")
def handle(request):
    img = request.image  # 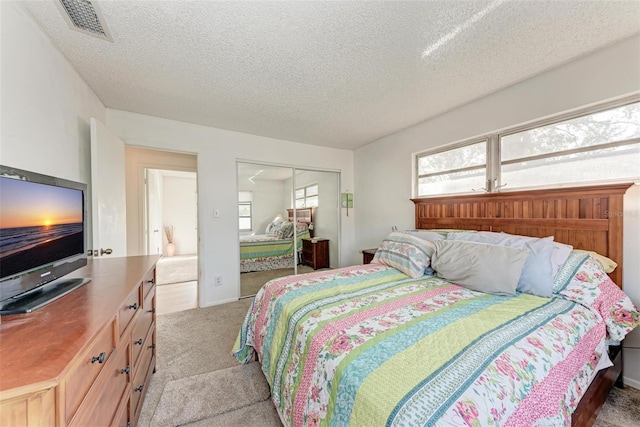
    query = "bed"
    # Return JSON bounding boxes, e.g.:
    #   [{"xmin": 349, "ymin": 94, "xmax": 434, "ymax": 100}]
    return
[
  {"xmin": 240, "ymin": 208, "xmax": 313, "ymax": 272},
  {"xmin": 233, "ymin": 184, "xmax": 639, "ymax": 426}
]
